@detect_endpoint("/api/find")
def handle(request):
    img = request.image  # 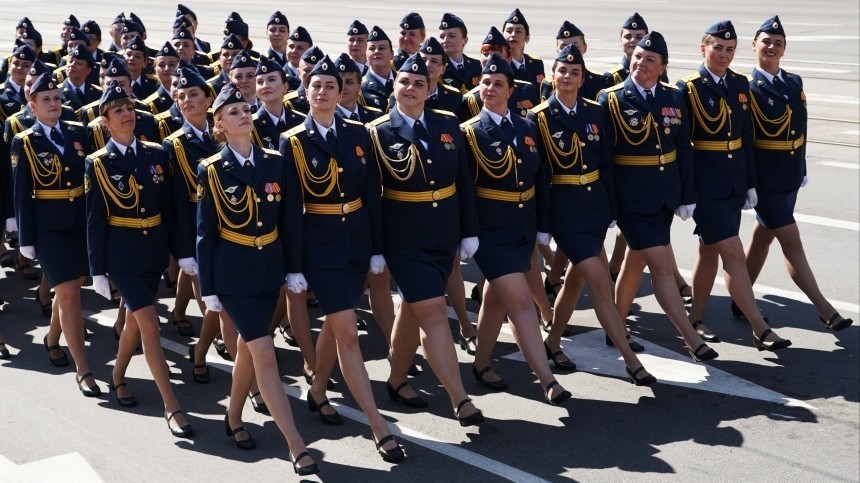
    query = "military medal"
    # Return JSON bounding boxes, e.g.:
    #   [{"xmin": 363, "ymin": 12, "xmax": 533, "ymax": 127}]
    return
[
  {"xmin": 74, "ymin": 141, "xmax": 84, "ymax": 157},
  {"xmin": 629, "ymin": 118, "xmax": 639, "ymax": 127},
  {"xmin": 311, "ymin": 157, "xmax": 318, "ymax": 167},
  {"xmin": 524, "ymin": 136, "xmax": 537, "ymax": 153},
  {"xmin": 265, "ymin": 182, "xmax": 275, "ymax": 202},
  {"xmin": 664, "ymin": 127, "xmax": 671, "ymax": 134}
]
